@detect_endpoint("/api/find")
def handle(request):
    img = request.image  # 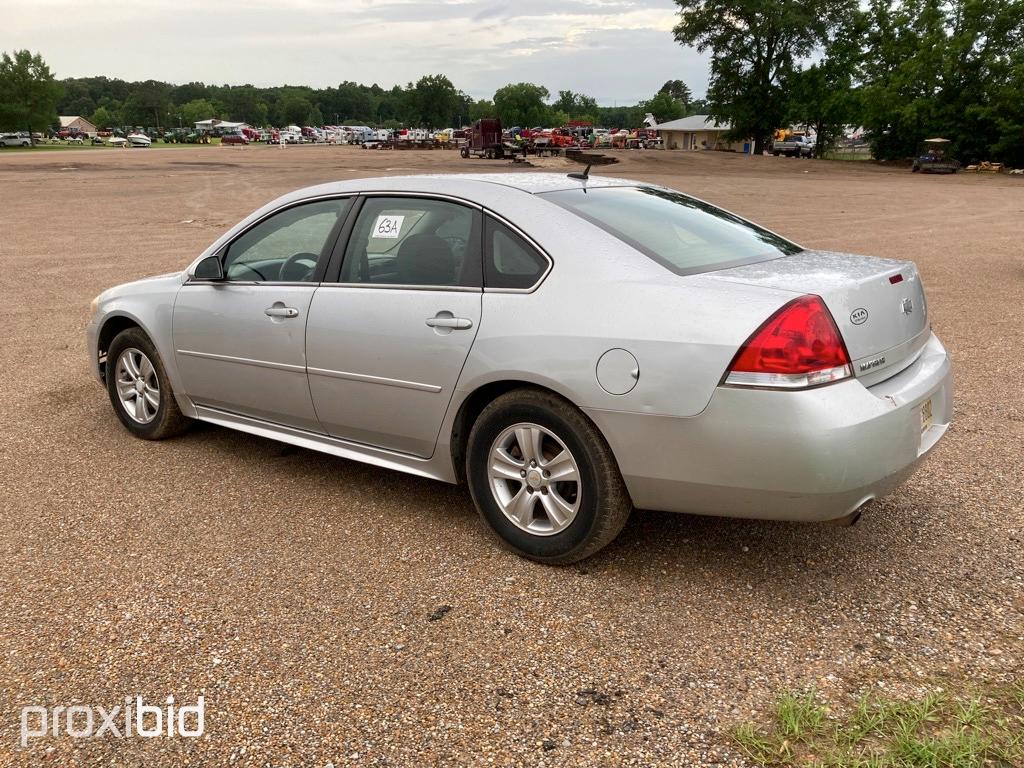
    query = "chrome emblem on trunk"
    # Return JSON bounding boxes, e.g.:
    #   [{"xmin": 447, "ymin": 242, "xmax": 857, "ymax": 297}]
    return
[
  {"xmin": 850, "ymin": 308, "xmax": 869, "ymax": 325},
  {"xmin": 901, "ymin": 298, "xmax": 914, "ymax": 314}
]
